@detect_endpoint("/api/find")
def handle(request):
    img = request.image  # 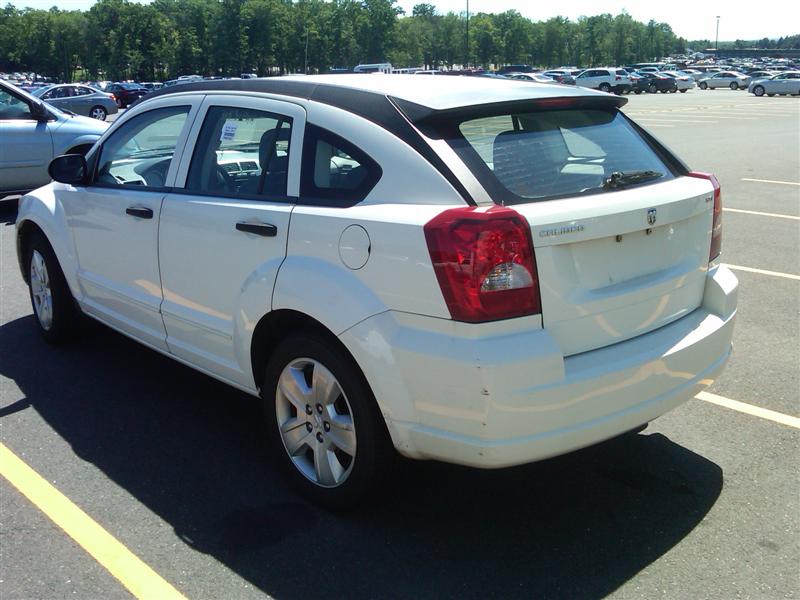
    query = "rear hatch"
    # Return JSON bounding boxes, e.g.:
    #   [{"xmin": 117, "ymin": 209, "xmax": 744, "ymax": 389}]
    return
[{"xmin": 415, "ymin": 95, "xmax": 715, "ymax": 356}]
